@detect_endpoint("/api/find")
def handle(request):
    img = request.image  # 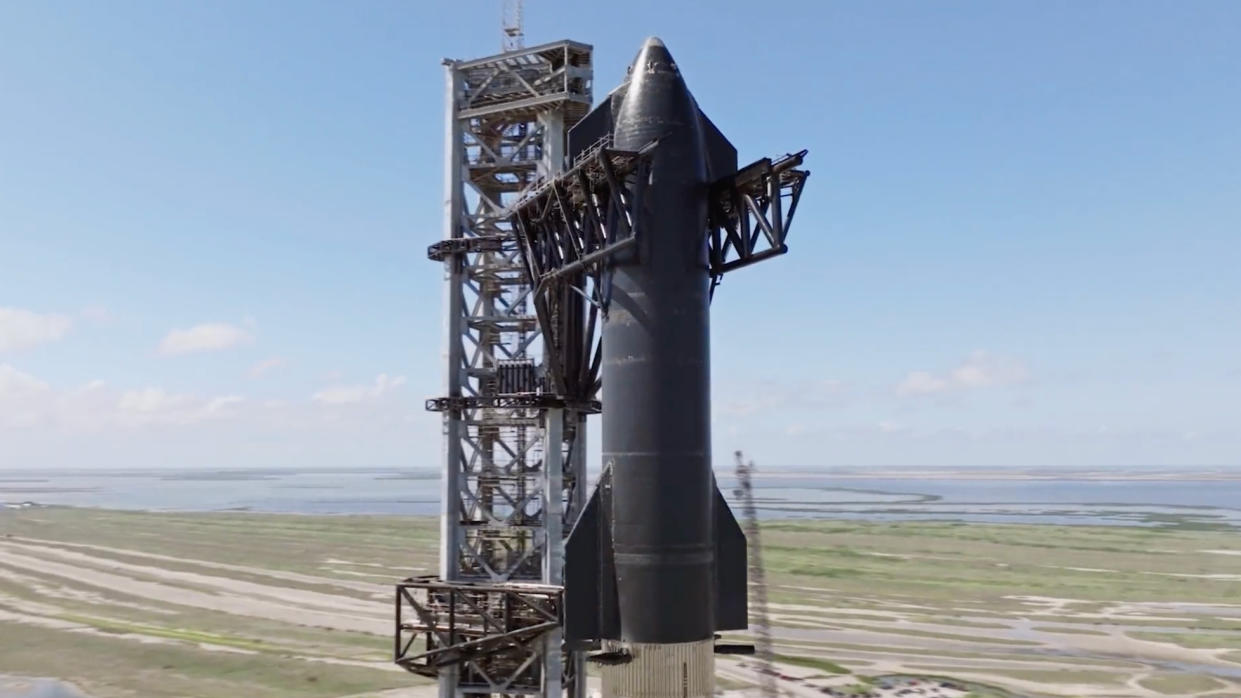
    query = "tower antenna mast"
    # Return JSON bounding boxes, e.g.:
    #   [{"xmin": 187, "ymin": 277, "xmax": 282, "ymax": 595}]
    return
[{"xmin": 502, "ymin": 0, "xmax": 524, "ymax": 52}]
